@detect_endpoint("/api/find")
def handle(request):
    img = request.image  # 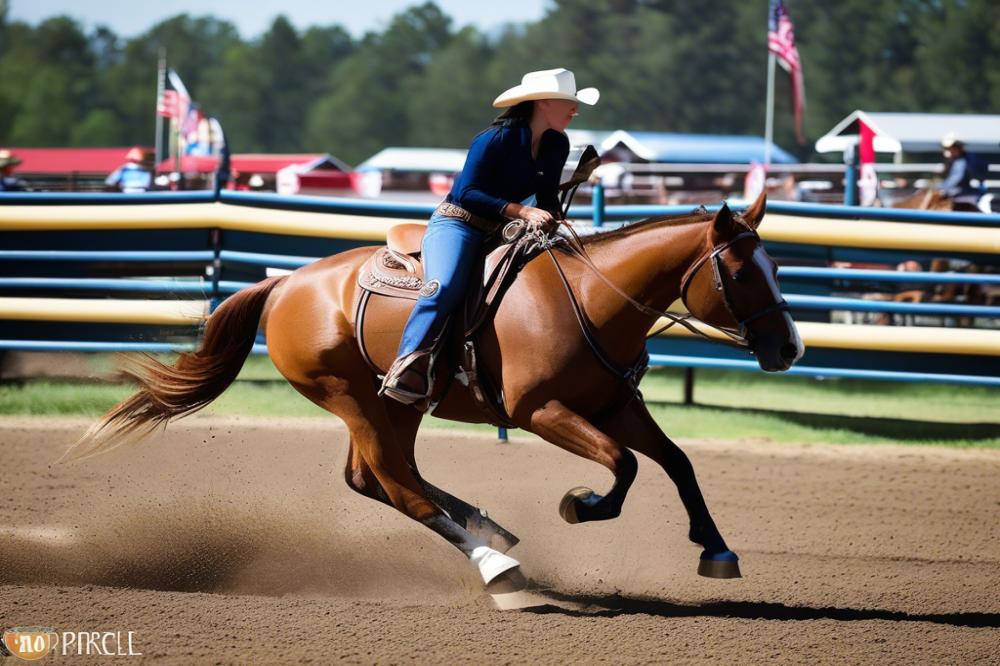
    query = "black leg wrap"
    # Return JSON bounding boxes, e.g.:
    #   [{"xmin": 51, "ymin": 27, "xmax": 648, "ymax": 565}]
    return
[
  {"xmin": 421, "ymin": 481, "xmax": 520, "ymax": 553},
  {"xmin": 420, "ymin": 513, "xmax": 487, "ymax": 558}
]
